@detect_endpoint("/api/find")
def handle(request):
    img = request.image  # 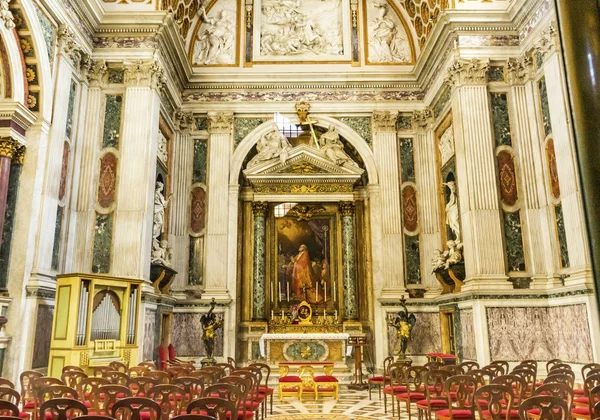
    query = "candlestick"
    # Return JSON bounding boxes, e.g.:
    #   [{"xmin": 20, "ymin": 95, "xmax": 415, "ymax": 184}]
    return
[
  {"xmin": 279, "ymin": 281, "xmax": 282, "ymax": 303},
  {"xmin": 334, "ymin": 310, "xmax": 338, "ymax": 321},
  {"xmin": 324, "ymin": 283, "xmax": 327, "ymax": 302},
  {"xmin": 286, "ymin": 282, "xmax": 290, "ymax": 302},
  {"xmin": 270, "ymin": 282, "xmax": 273, "ymax": 304},
  {"xmin": 281, "ymin": 309, "xmax": 284, "ymax": 320},
  {"xmin": 333, "ymin": 280, "xmax": 337, "ymax": 302},
  {"xmin": 271, "ymin": 310, "xmax": 274, "ymax": 321},
  {"xmin": 316, "ymin": 282, "xmax": 319, "ymax": 302}
]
